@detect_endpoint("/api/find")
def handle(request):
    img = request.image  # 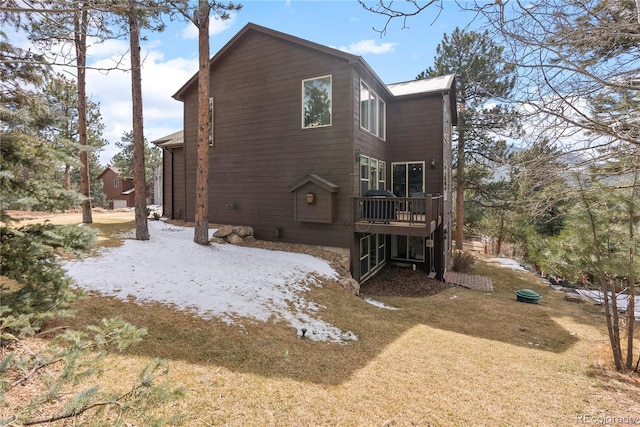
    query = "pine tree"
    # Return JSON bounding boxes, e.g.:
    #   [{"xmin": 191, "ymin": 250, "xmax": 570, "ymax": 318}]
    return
[
  {"xmin": 418, "ymin": 28, "xmax": 520, "ymax": 250},
  {"xmin": 169, "ymin": 0, "xmax": 242, "ymax": 245}
]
